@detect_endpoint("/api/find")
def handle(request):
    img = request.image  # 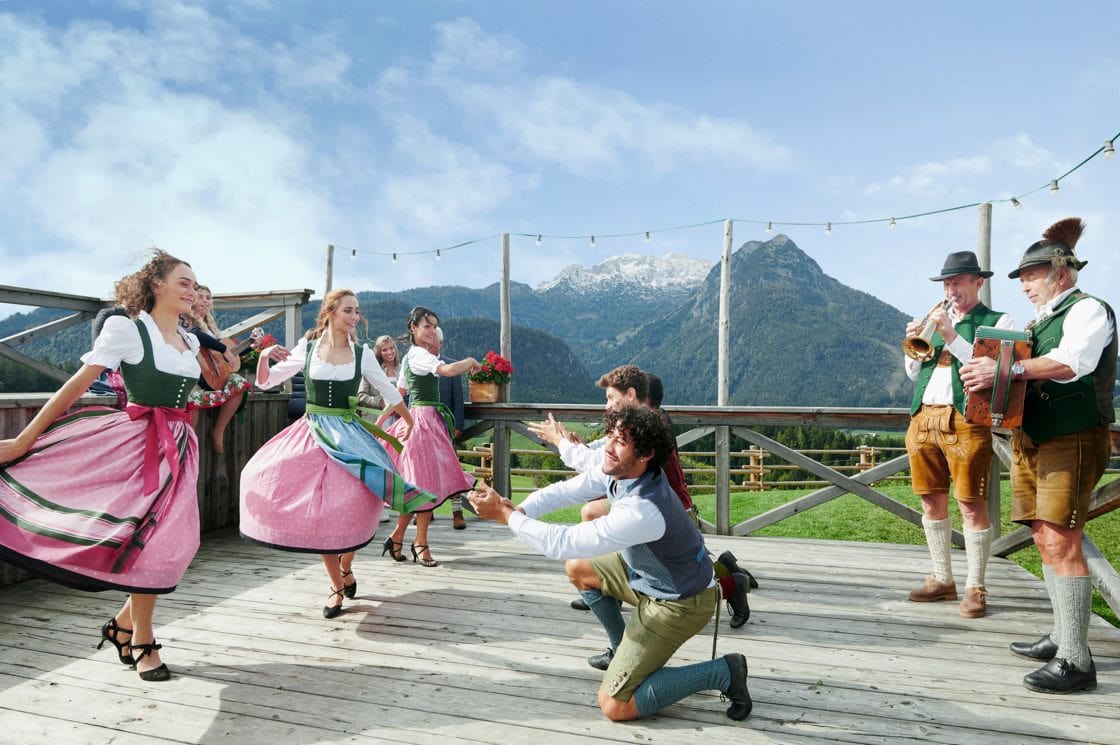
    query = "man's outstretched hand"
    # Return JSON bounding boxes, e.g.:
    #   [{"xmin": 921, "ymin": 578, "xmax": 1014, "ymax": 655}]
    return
[{"xmin": 468, "ymin": 485, "xmax": 518, "ymax": 525}]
